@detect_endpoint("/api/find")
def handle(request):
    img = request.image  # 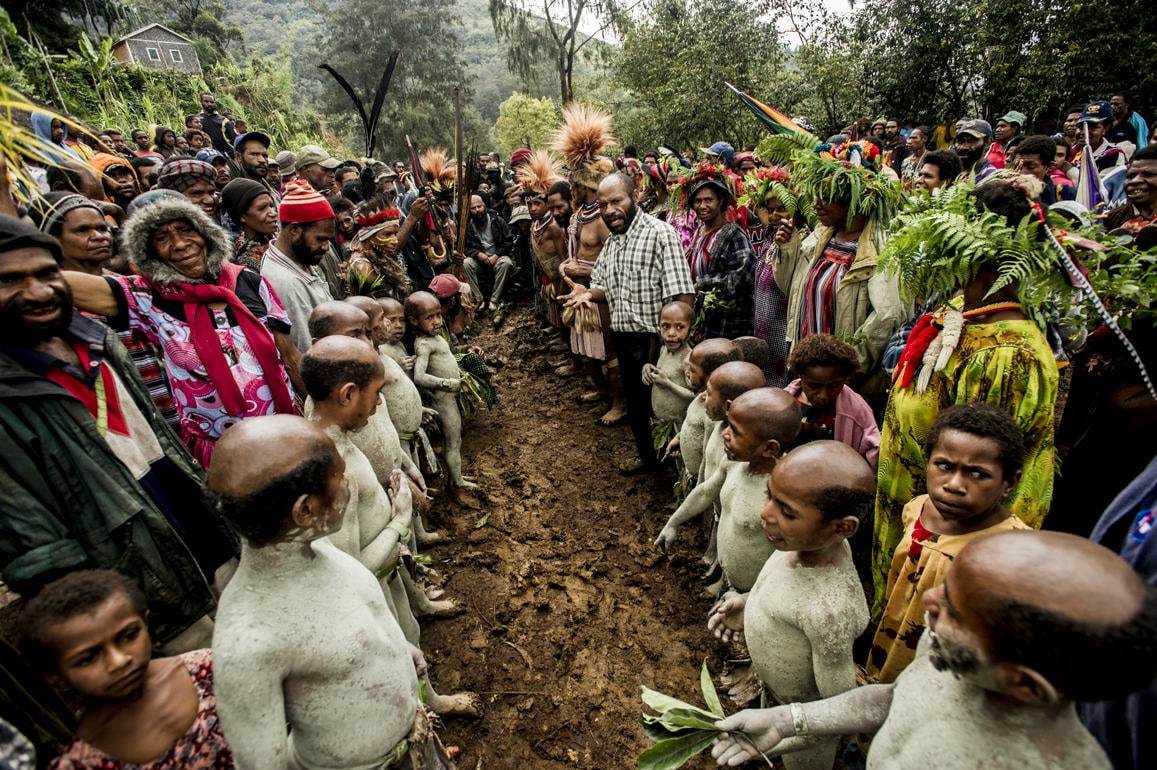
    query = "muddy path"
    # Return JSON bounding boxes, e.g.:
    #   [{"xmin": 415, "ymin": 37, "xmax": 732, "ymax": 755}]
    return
[{"xmin": 422, "ymin": 306, "xmax": 723, "ymax": 769}]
